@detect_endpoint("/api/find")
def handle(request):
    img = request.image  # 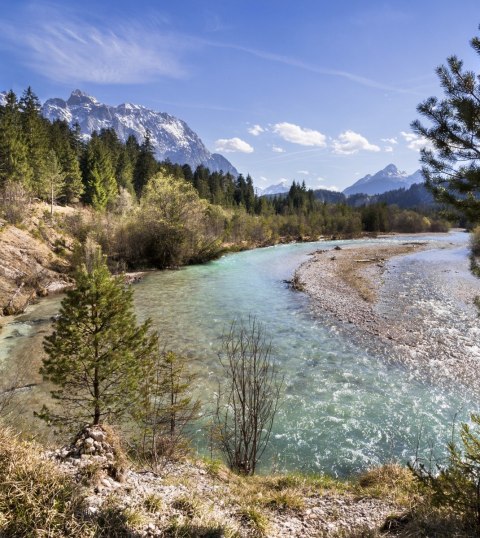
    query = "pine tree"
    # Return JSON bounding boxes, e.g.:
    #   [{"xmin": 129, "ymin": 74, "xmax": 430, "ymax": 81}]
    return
[
  {"xmin": 38, "ymin": 247, "xmax": 157, "ymax": 428},
  {"xmin": 82, "ymin": 134, "xmax": 118, "ymax": 209},
  {"xmin": 133, "ymin": 131, "xmax": 158, "ymax": 195},
  {"xmin": 115, "ymin": 149, "xmax": 135, "ymax": 196},
  {"xmin": 49, "ymin": 120, "xmax": 83, "ymax": 203},
  {"xmin": 412, "ymin": 27, "xmax": 480, "ymax": 222},
  {"xmin": 0, "ymin": 91, "xmax": 32, "ymax": 187},
  {"xmin": 44, "ymin": 150, "xmax": 66, "ymax": 216},
  {"xmin": 19, "ymin": 87, "xmax": 49, "ymax": 198}
]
